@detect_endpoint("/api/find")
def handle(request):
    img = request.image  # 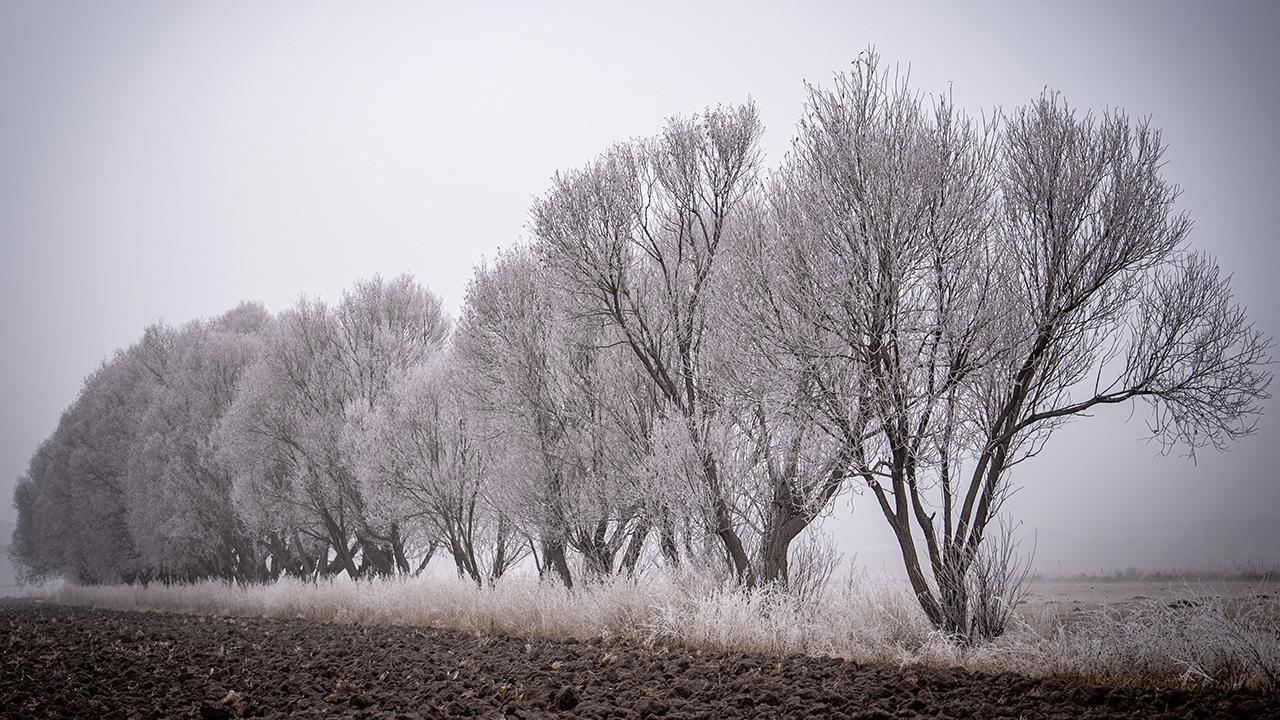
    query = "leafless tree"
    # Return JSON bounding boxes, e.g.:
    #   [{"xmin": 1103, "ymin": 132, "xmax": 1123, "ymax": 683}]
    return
[
  {"xmin": 11, "ymin": 340, "xmax": 157, "ymax": 583},
  {"xmin": 346, "ymin": 358, "xmax": 525, "ymax": 585},
  {"xmin": 752, "ymin": 52, "xmax": 1272, "ymax": 637},
  {"xmin": 218, "ymin": 275, "xmax": 448, "ymax": 580},
  {"xmin": 453, "ymin": 247, "xmax": 654, "ymax": 588},
  {"xmin": 126, "ymin": 305, "xmax": 272, "ymax": 582},
  {"xmin": 533, "ymin": 103, "xmax": 772, "ymax": 583}
]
